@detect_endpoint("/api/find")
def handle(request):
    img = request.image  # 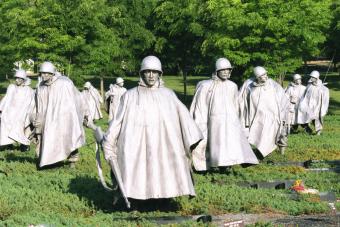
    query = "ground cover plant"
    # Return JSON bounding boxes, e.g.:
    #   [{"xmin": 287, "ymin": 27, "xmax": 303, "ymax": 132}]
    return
[{"xmin": 0, "ymin": 72, "xmax": 339, "ymax": 226}]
